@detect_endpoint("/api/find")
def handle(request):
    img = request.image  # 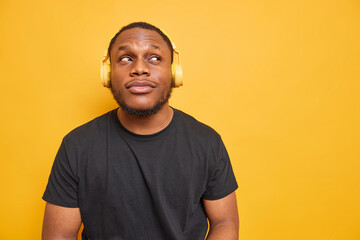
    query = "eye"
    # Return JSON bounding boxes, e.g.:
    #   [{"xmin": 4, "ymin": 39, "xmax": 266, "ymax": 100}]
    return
[
  {"xmin": 119, "ymin": 56, "xmax": 132, "ymax": 62},
  {"xmin": 148, "ymin": 56, "xmax": 161, "ymax": 63}
]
